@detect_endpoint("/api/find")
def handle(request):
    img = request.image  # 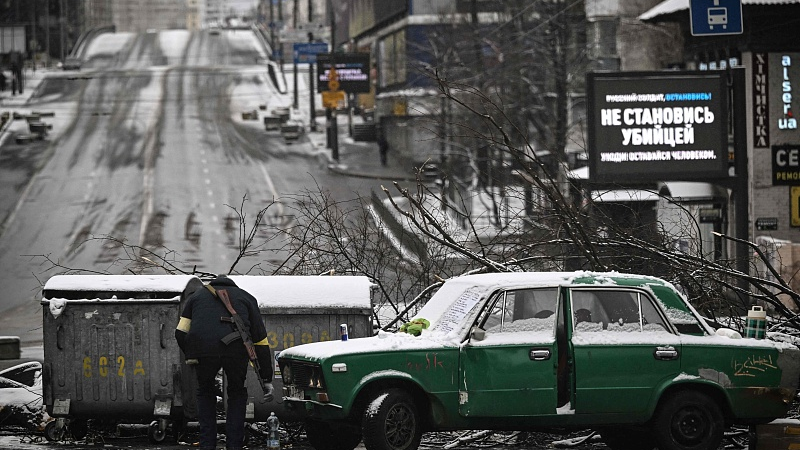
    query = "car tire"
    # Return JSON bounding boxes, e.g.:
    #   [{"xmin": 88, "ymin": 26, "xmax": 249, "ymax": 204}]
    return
[
  {"xmin": 305, "ymin": 419, "xmax": 362, "ymax": 450},
  {"xmin": 600, "ymin": 426, "xmax": 656, "ymax": 450},
  {"xmin": 652, "ymin": 390, "xmax": 724, "ymax": 450},
  {"xmin": 361, "ymin": 388, "xmax": 422, "ymax": 450}
]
